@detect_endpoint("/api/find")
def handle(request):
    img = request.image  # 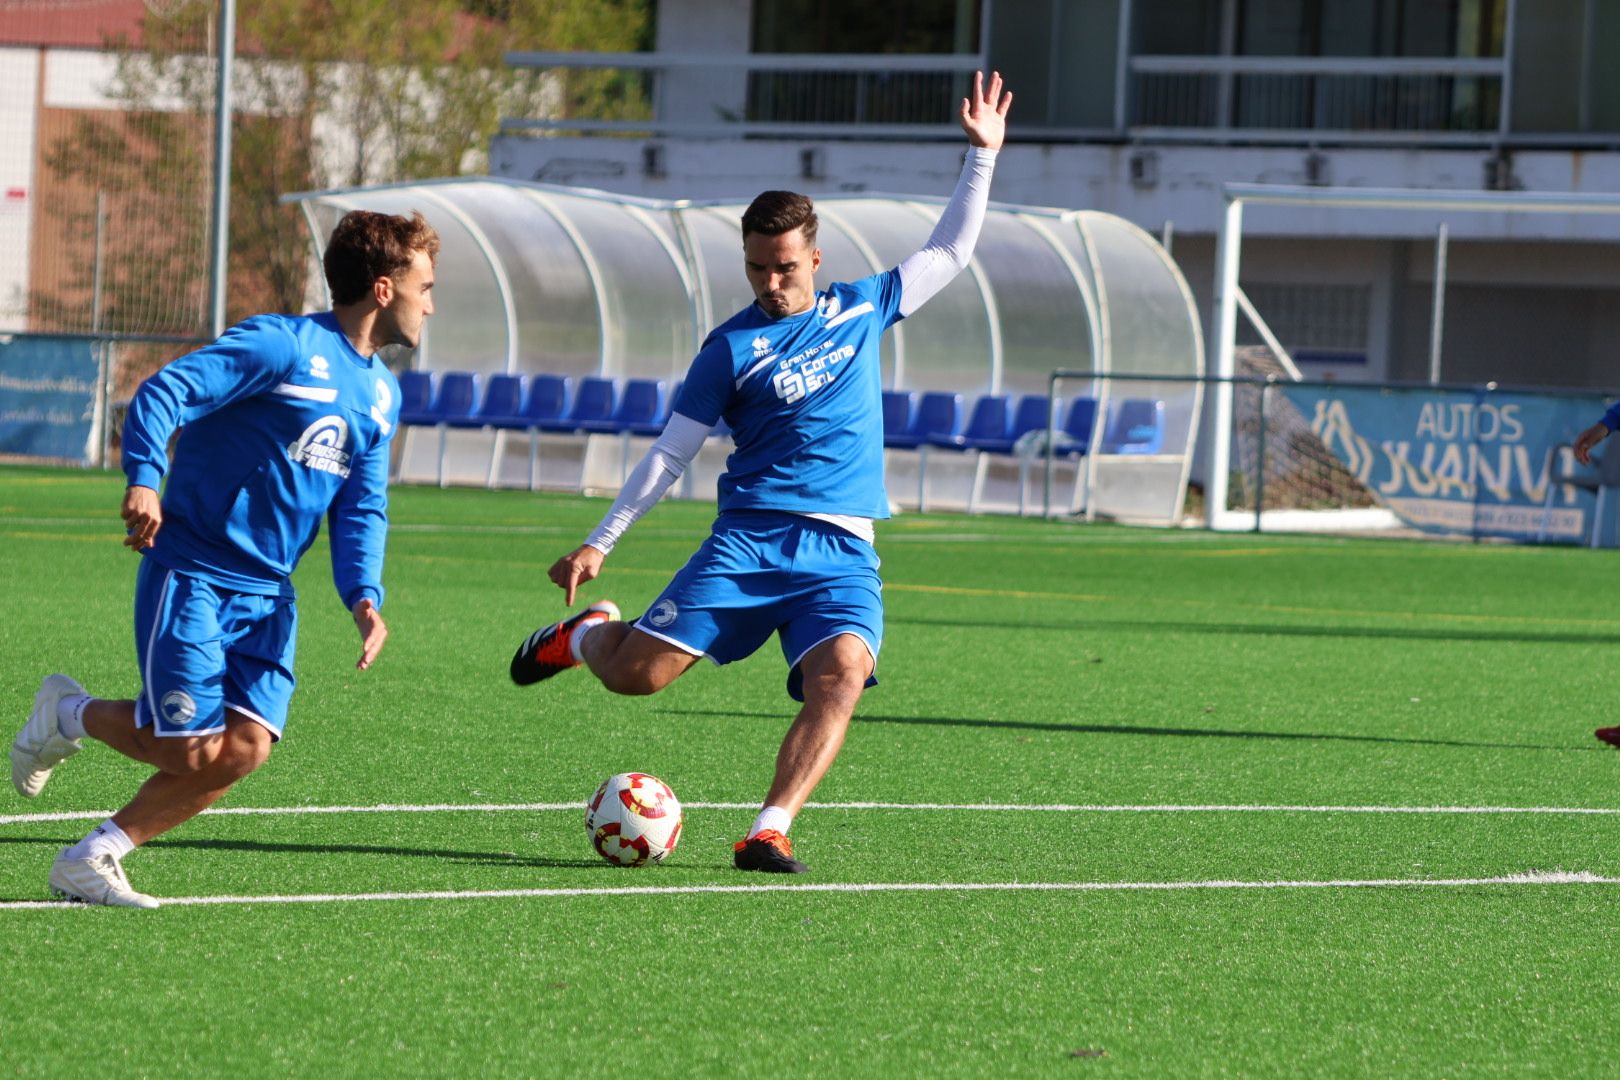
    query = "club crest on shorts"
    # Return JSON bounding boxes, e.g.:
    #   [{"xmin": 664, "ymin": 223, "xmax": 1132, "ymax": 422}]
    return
[
  {"xmin": 160, "ymin": 690, "xmax": 197, "ymax": 725},
  {"xmin": 648, "ymin": 599, "xmax": 678, "ymax": 627}
]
